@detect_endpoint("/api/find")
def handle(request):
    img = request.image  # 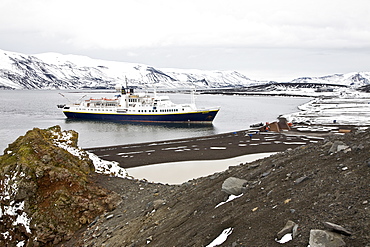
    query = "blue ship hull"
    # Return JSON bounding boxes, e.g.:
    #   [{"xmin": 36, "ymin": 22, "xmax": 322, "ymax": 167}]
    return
[{"xmin": 63, "ymin": 110, "xmax": 219, "ymax": 123}]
